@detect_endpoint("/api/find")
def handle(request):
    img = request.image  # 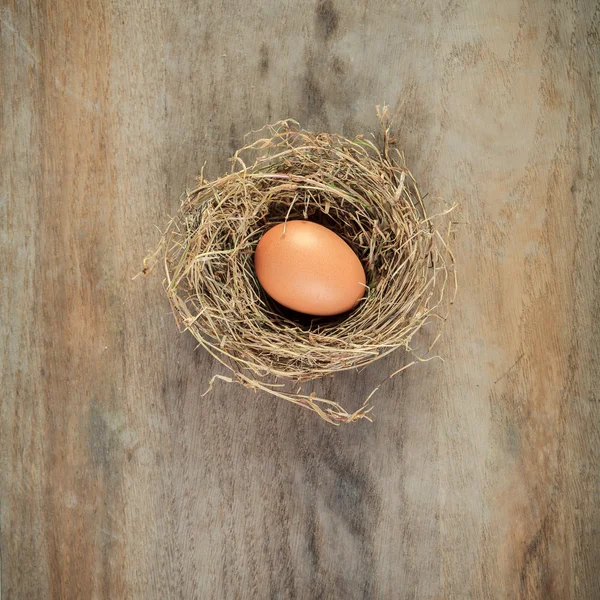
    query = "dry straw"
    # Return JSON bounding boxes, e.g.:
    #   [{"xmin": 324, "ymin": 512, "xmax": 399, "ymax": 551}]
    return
[{"xmin": 142, "ymin": 108, "xmax": 456, "ymax": 424}]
